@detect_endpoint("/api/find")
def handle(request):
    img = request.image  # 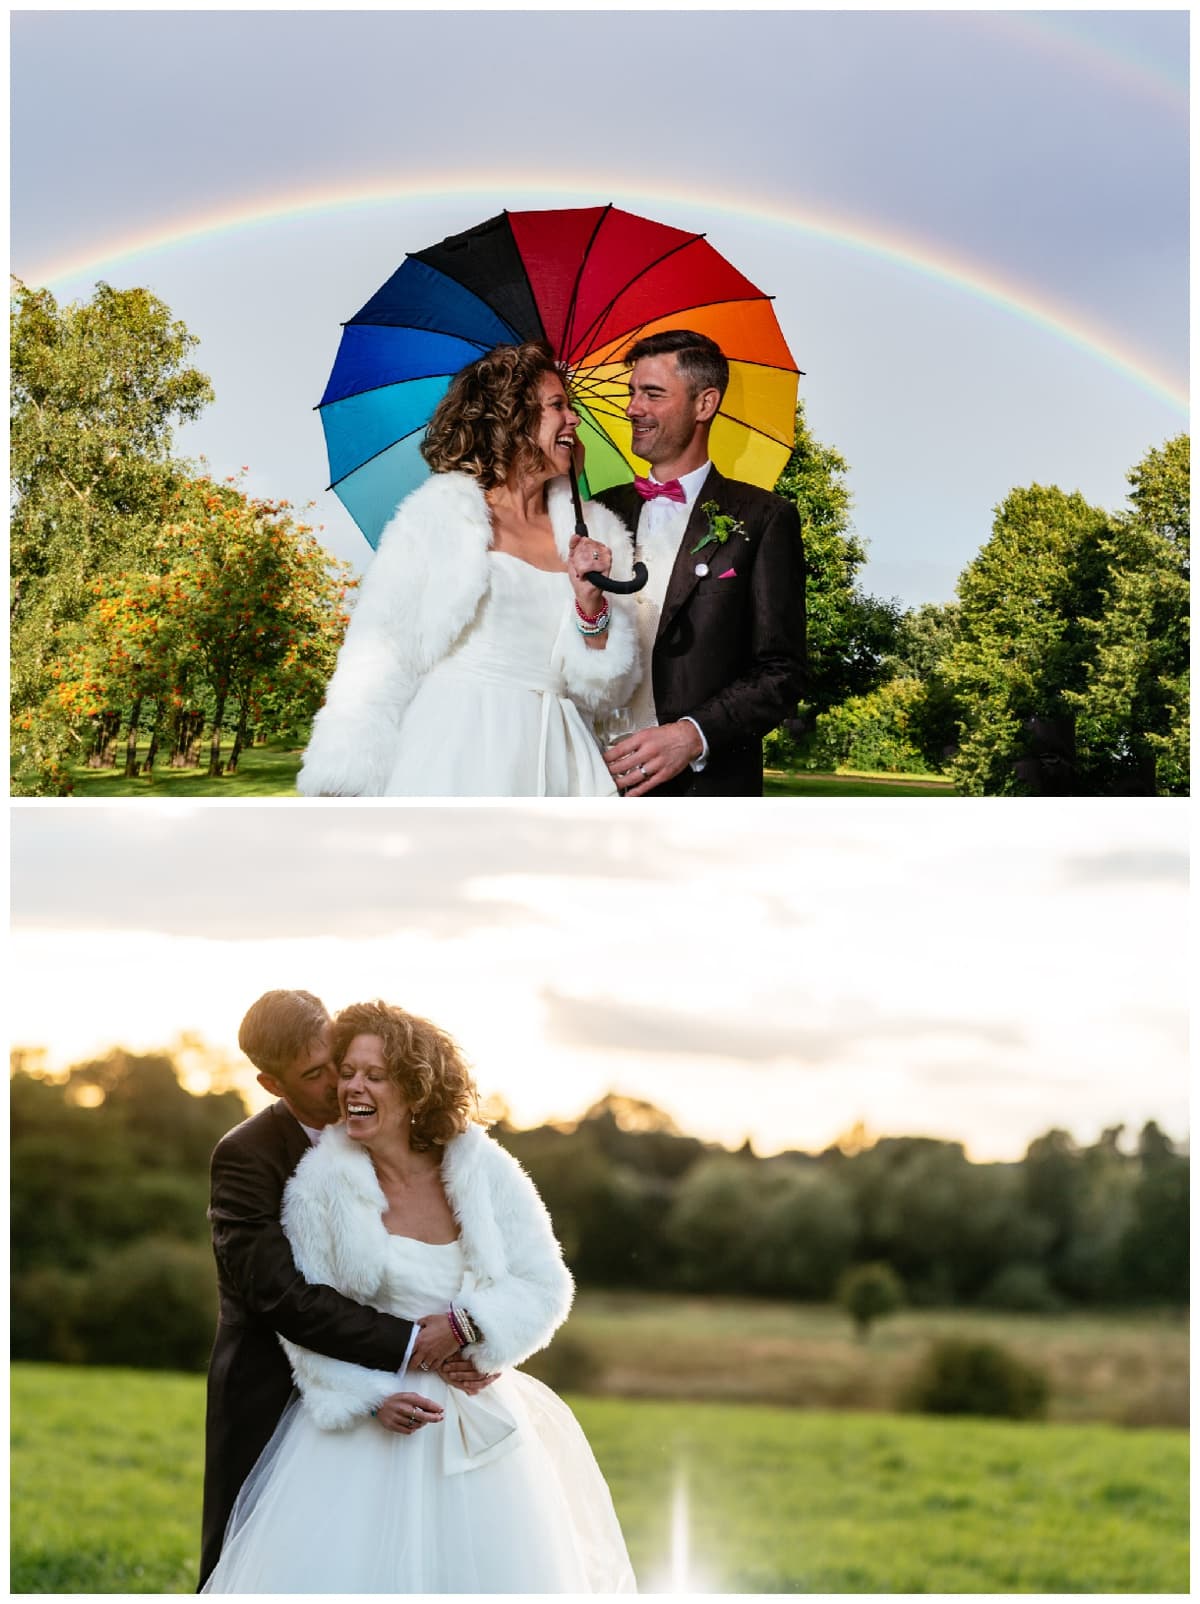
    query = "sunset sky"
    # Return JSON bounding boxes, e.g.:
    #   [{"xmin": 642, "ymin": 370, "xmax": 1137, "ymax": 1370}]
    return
[
  {"xmin": 9, "ymin": 9, "xmax": 1186, "ymax": 609},
  {"xmin": 10, "ymin": 802, "xmax": 1188, "ymax": 1161}
]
